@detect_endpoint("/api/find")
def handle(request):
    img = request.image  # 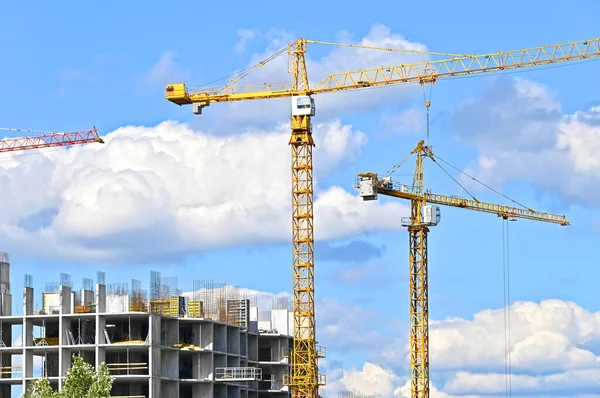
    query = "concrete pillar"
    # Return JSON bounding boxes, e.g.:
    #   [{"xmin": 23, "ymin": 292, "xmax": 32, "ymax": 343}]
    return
[
  {"xmin": 149, "ymin": 314, "xmax": 161, "ymax": 398},
  {"xmin": 0, "ymin": 293, "xmax": 12, "ymax": 317},
  {"xmin": 23, "ymin": 287, "xmax": 33, "ymax": 316},
  {"xmin": 59, "ymin": 286, "xmax": 71, "ymax": 315},
  {"xmin": 81, "ymin": 289, "xmax": 94, "ymax": 308},
  {"xmin": 23, "ymin": 289, "xmax": 34, "ymax": 382},
  {"xmin": 95, "ymin": 284, "xmax": 106, "ymax": 313}
]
